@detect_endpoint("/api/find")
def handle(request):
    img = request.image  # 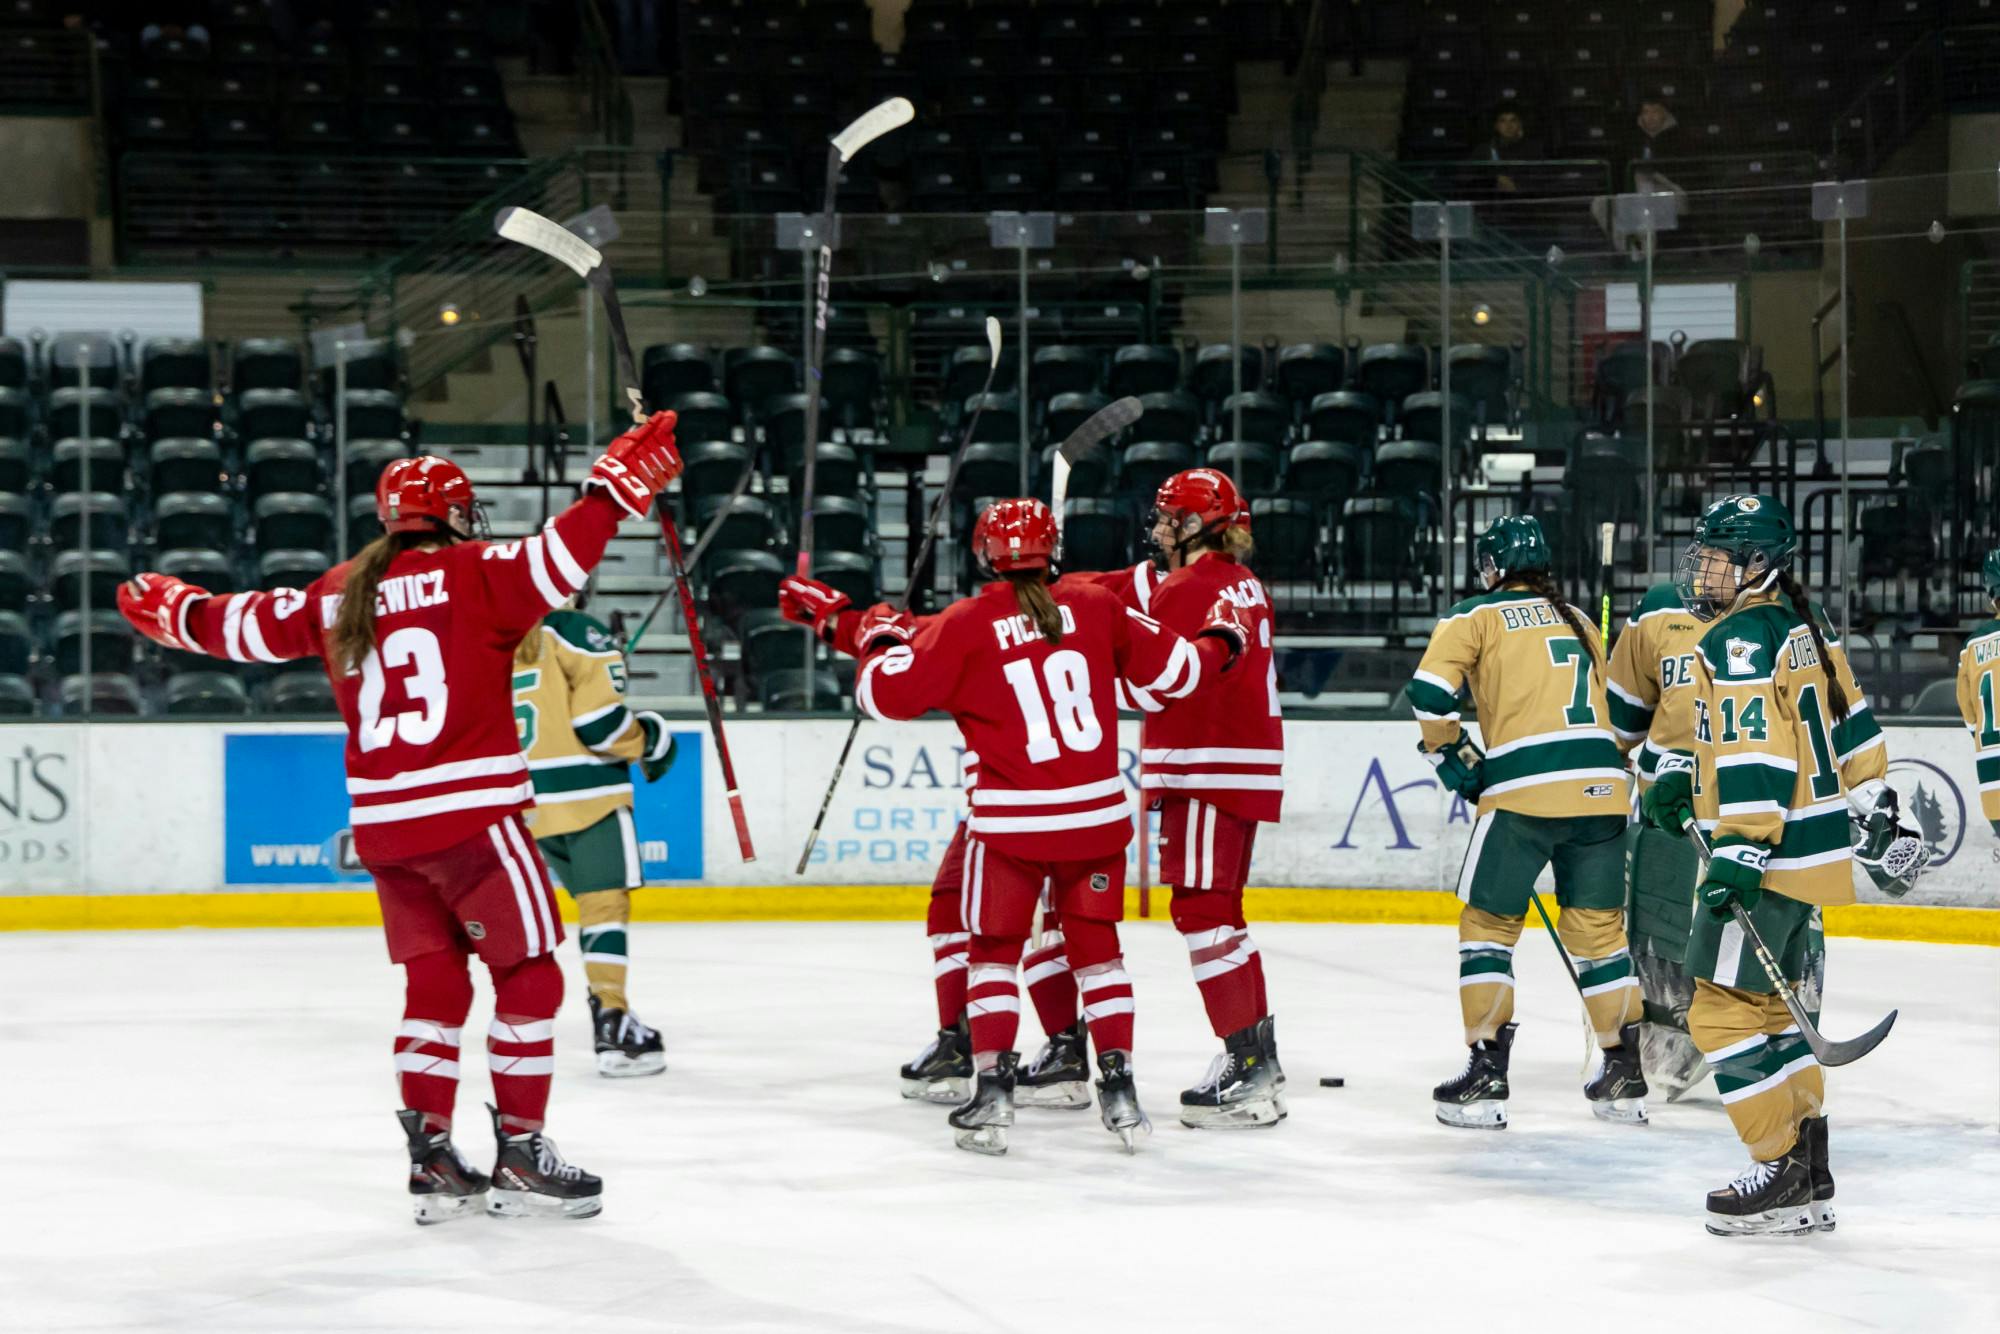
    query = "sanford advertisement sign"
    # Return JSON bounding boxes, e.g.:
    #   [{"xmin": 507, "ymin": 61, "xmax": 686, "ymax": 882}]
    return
[{"xmin": 0, "ymin": 727, "xmax": 78, "ymax": 887}]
